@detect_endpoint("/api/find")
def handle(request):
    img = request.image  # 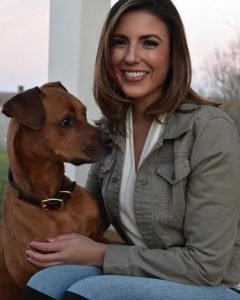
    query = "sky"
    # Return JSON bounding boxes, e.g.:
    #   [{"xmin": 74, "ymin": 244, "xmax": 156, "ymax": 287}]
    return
[
  {"xmin": 0, "ymin": 0, "xmax": 239, "ymax": 92},
  {"xmin": 0, "ymin": 0, "xmax": 49, "ymax": 92}
]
